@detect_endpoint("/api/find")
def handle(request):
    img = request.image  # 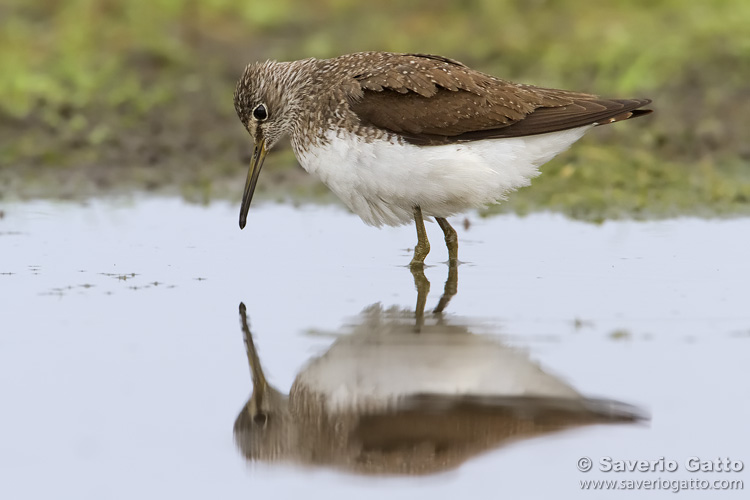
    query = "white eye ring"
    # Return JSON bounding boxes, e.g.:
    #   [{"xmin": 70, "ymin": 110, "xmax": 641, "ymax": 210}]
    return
[{"xmin": 252, "ymin": 104, "xmax": 268, "ymax": 121}]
